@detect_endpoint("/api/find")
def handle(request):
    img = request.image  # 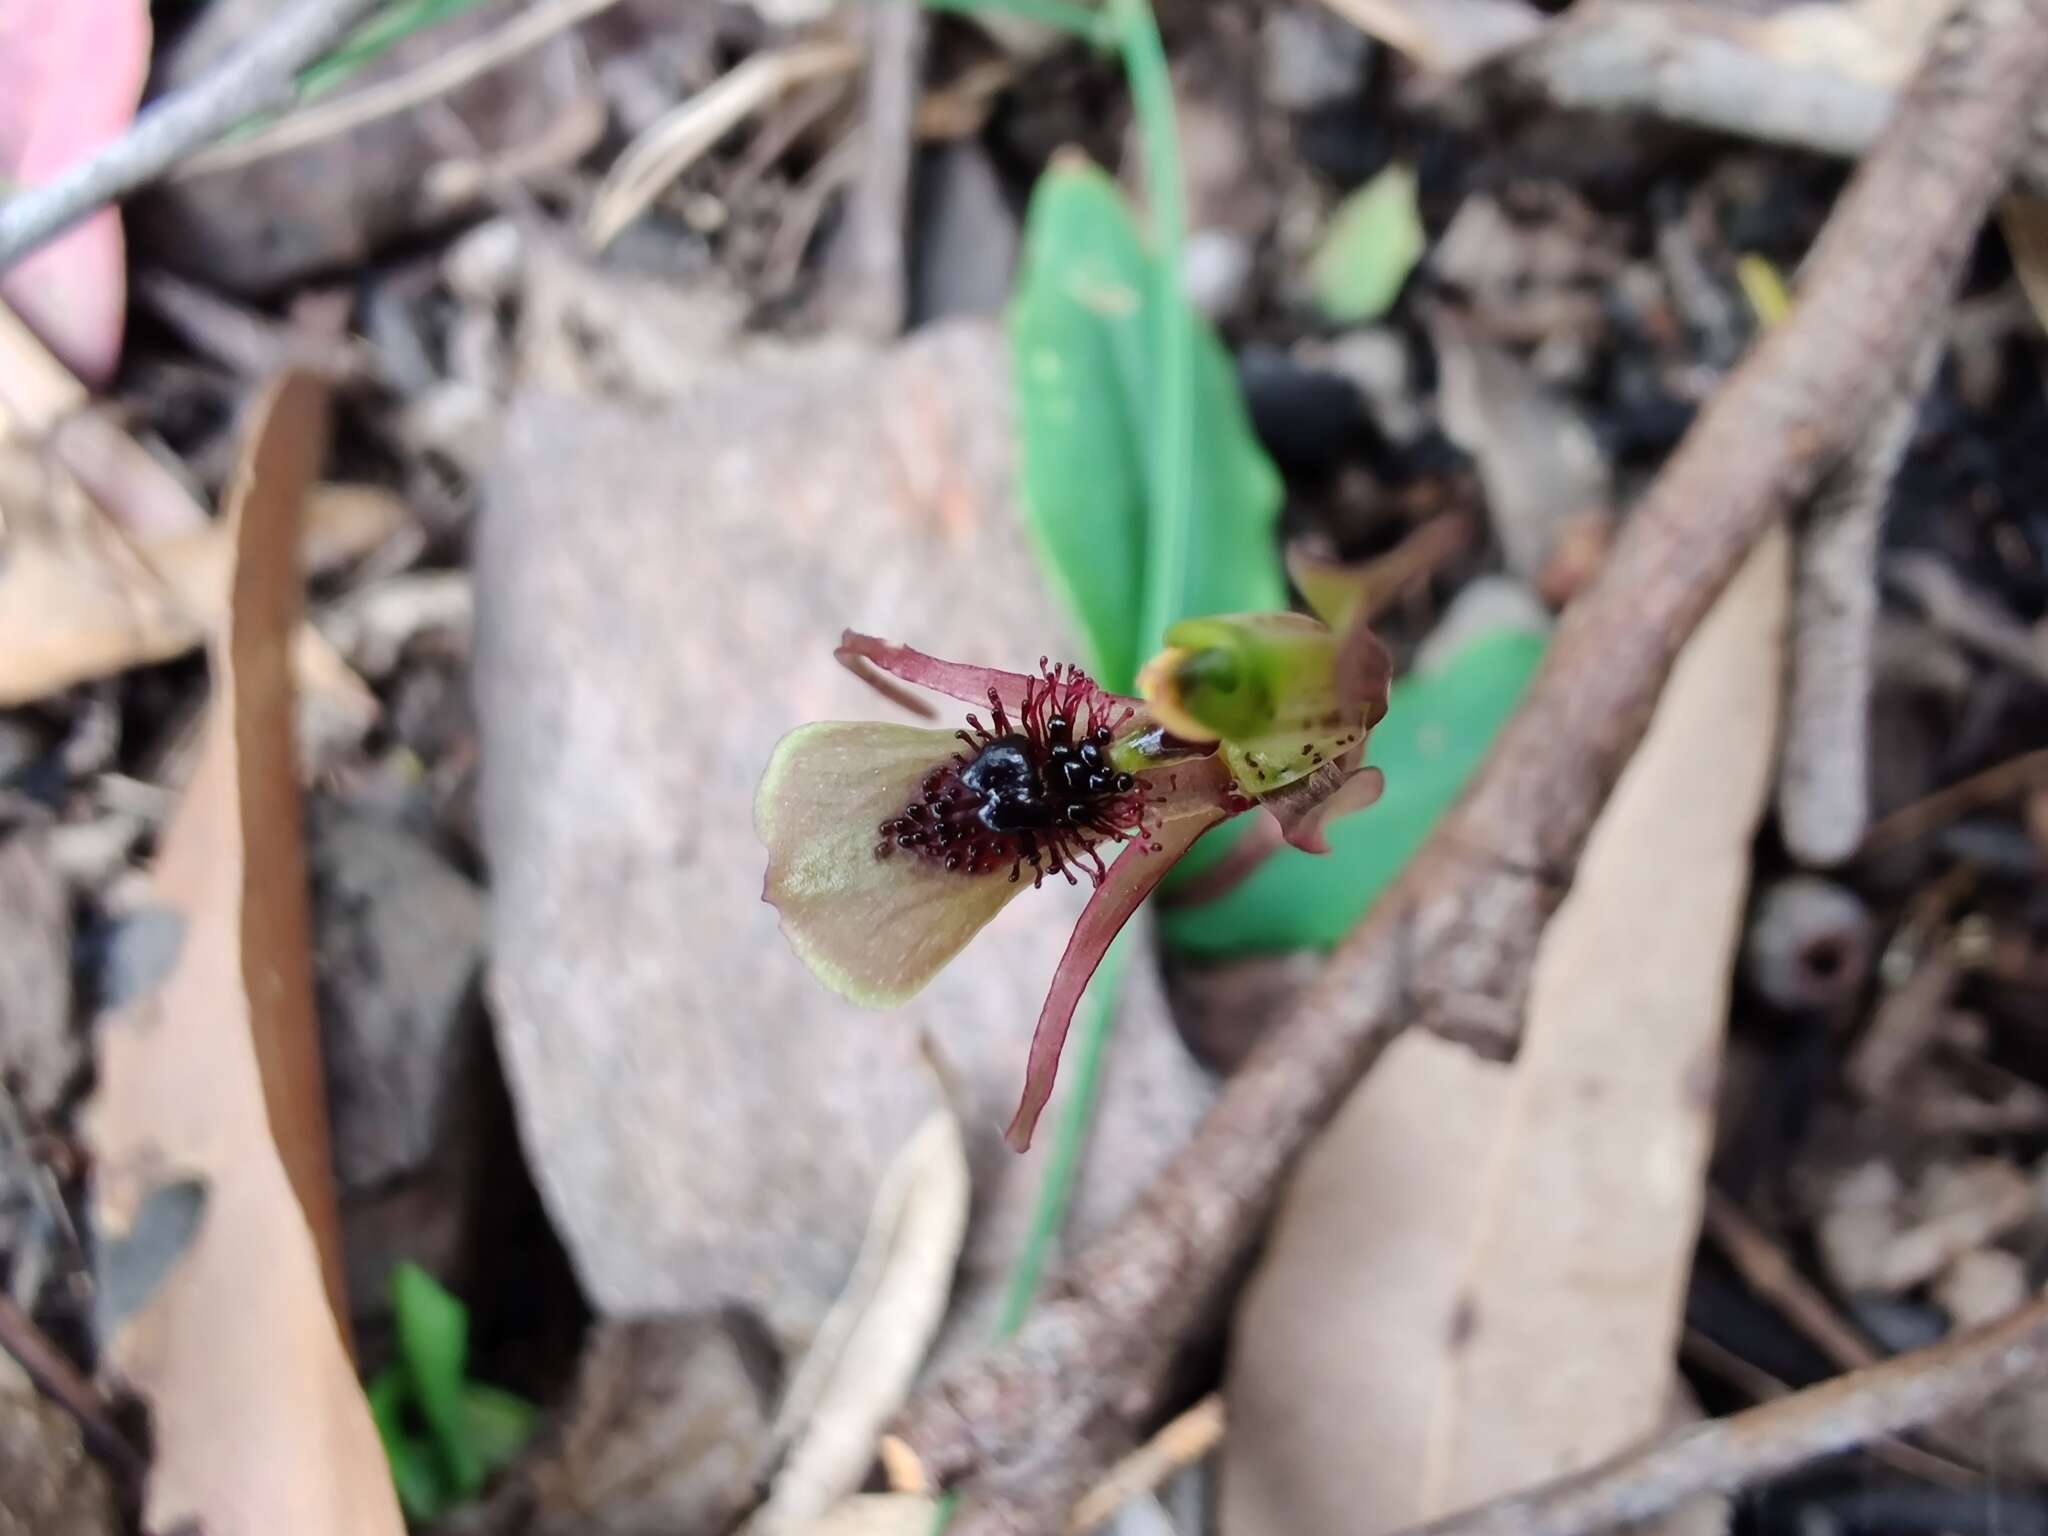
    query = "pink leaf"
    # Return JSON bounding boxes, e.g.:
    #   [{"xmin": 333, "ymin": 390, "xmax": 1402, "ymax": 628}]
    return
[
  {"xmin": 1005, "ymin": 806, "xmax": 1228, "ymax": 1151},
  {"xmin": 0, "ymin": 0, "xmax": 151, "ymax": 386}
]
